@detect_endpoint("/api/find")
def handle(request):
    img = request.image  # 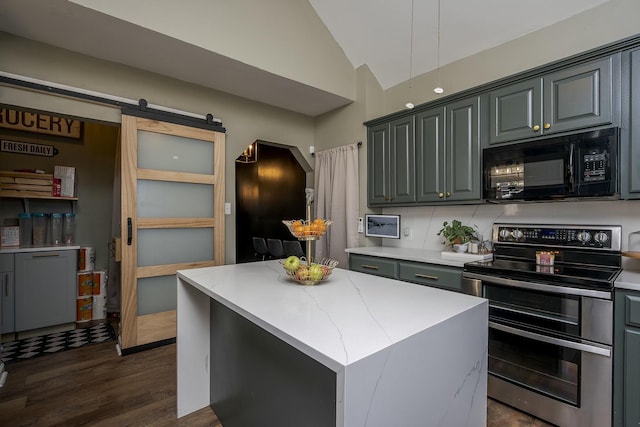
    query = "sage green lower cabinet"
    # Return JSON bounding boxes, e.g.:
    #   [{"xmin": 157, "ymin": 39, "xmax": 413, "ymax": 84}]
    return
[
  {"xmin": 349, "ymin": 254, "xmax": 398, "ymax": 279},
  {"xmin": 0, "ymin": 254, "xmax": 15, "ymax": 334},
  {"xmin": 398, "ymin": 261, "xmax": 463, "ymax": 292},
  {"xmin": 348, "ymin": 254, "xmax": 463, "ymax": 293},
  {"xmin": 15, "ymin": 250, "xmax": 77, "ymax": 332},
  {"xmin": 614, "ymin": 288, "xmax": 640, "ymax": 426}
]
